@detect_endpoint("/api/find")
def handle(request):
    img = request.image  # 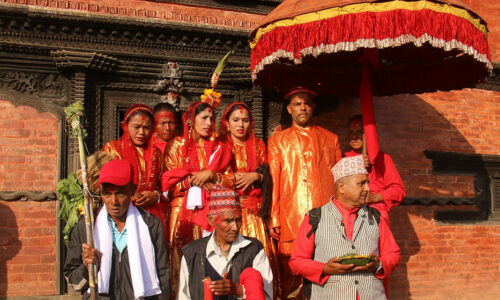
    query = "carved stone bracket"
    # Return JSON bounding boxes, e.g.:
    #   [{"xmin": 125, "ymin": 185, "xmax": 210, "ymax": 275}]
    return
[
  {"xmin": 0, "ymin": 191, "xmax": 57, "ymax": 201},
  {"xmin": 51, "ymin": 50, "xmax": 118, "ymax": 72},
  {"xmin": 0, "ymin": 71, "xmax": 66, "ymax": 105},
  {"xmin": 153, "ymin": 61, "xmax": 184, "ymax": 109}
]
